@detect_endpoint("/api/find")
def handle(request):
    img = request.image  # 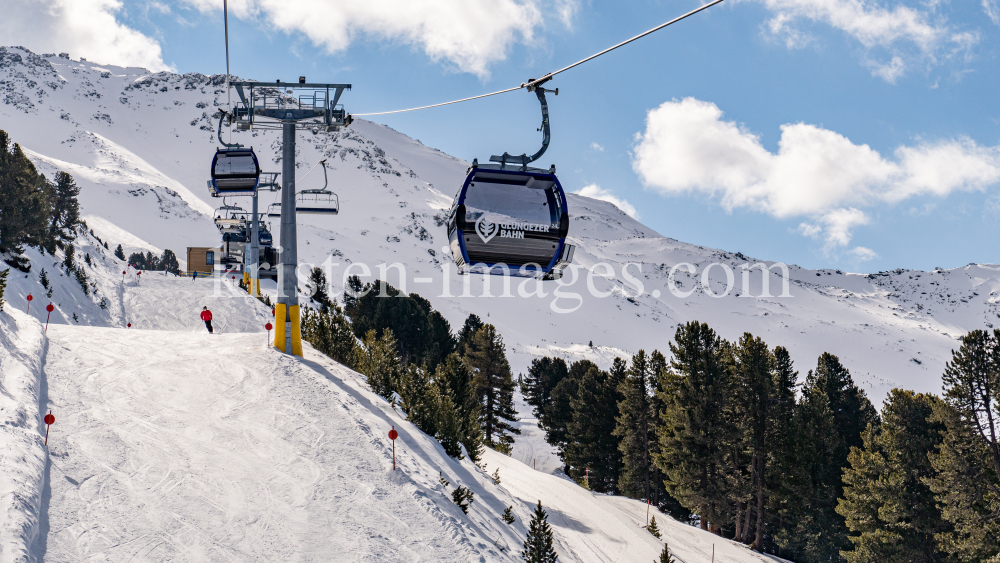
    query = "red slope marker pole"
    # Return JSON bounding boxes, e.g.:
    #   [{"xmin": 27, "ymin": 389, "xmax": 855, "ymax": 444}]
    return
[
  {"xmin": 388, "ymin": 426, "xmax": 398, "ymax": 471},
  {"xmin": 137, "ymin": 271, "xmax": 142, "ymax": 285},
  {"xmin": 44, "ymin": 411, "xmax": 54, "ymax": 445},
  {"xmin": 265, "ymin": 322, "xmax": 272, "ymax": 346},
  {"xmin": 122, "ymin": 270, "xmax": 127, "ymax": 284},
  {"xmin": 45, "ymin": 303, "xmax": 54, "ymax": 331},
  {"xmin": 26, "ymin": 294, "xmax": 32, "ymax": 313}
]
